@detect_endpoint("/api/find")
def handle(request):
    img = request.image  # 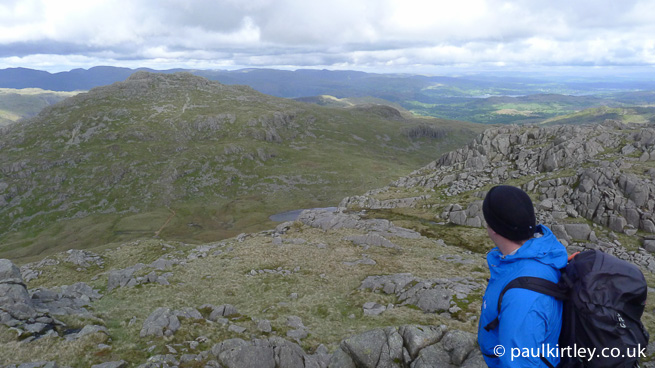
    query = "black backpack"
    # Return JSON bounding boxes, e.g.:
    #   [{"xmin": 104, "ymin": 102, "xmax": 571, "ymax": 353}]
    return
[{"xmin": 484, "ymin": 249, "xmax": 649, "ymax": 368}]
